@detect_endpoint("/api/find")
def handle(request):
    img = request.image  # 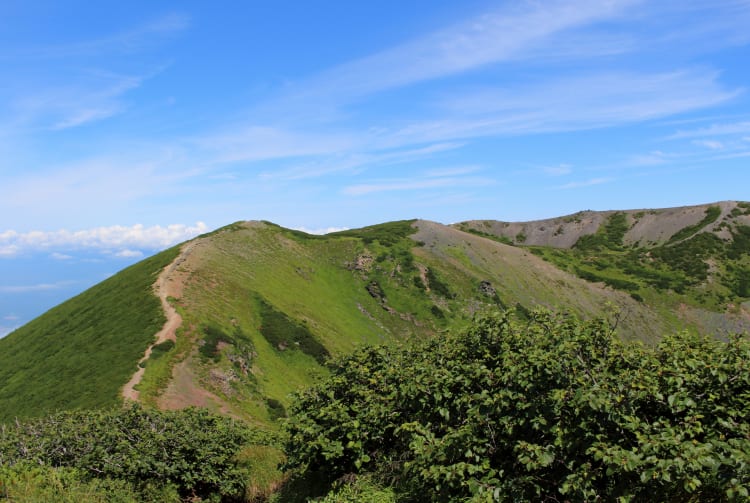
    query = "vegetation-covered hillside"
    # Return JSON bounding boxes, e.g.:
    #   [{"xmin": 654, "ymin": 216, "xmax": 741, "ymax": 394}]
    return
[
  {"xmin": 2, "ymin": 204, "xmax": 749, "ymax": 426},
  {"xmin": 0, "ymin": 247, "xmax": 179, "ymax": 422}
]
